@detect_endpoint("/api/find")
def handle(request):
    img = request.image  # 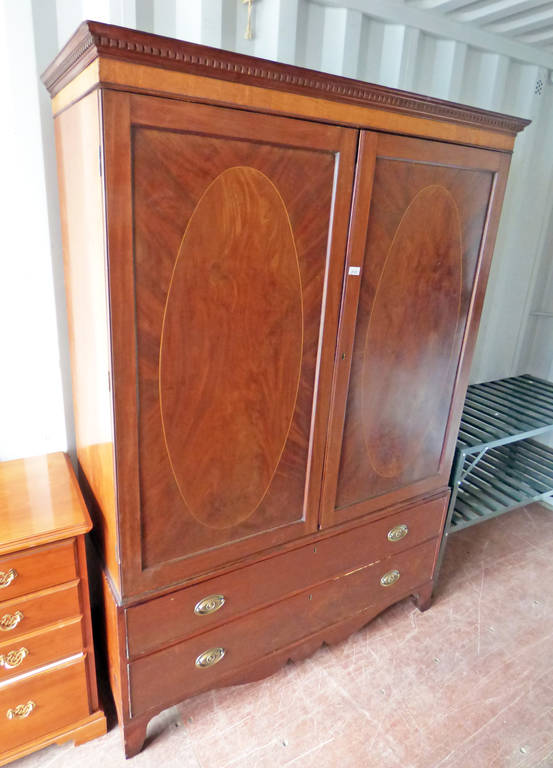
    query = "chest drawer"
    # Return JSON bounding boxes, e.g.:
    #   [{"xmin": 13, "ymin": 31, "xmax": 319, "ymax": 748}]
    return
[
  {"xmin": 0, "ymin": 618, "xmax": 83, "ymax": 683},
  {"xmin": 127, "ymin": 493, "xmax": 447, "ymax": 657},
  {"xmin": 0, "ymin": 657, "xmax": 90, "ymax": 753},
  {"xmin": 0, "ymin": 540, "xmax": 77, "ymax": 600},
  {"xmin": 129, "ymin": 536, "xmax": 437, "ymax": 716},
  {"xmin": 0, "ymin": 583, "xmax": 81, "ymax": 642}
]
